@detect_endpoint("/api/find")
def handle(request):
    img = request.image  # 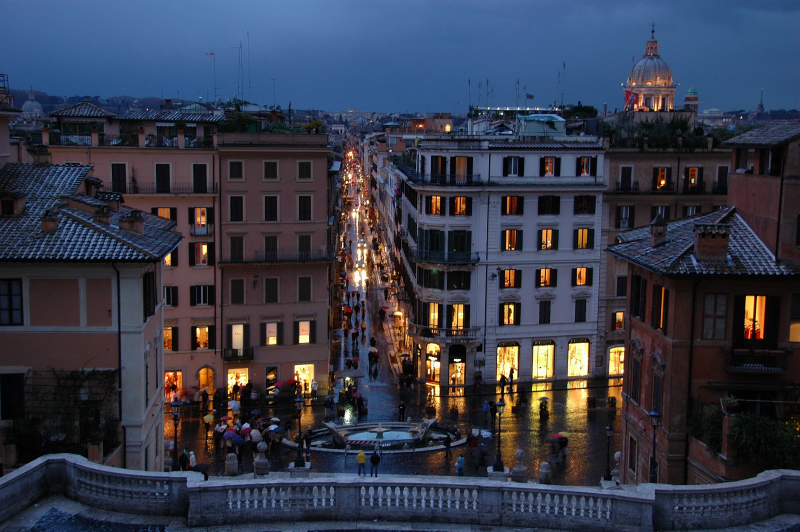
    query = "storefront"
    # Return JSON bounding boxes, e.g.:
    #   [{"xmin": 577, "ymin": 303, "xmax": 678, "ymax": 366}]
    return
[
  {"xmin": 567, "ymin": 338, "xmax": 591, "ymax": 377},
  {"xmin": 198, "ymin": 367, "xmax": 214, "ymax": 389},
  {"xmin": 448, "ymin": 345, "xmax": 466, "ymax": 386},
  {"xmin": 425, "ymin": 343, "xmax": 441, "ymax": 383},
  {"xmin": 609, "ymin": 345, "xmax": 625, "ymax": 376},
  {"xmin": 227, "ymin": 368, "xmax": 249, "ymax": 398},
  {"xmin": 496, "ymin": 341, "xmax": 519, "ymax": 381},
  {"xmin": 164, "ymin": 371, "xmax": 182, "ymax": 398},
  {"xmin": 294, "ymin": 364, "xmax": 315, "ymax": 395},
  {"xmin": 532, "ymin": 340, "xmax": 555, "ymax": 380}
]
